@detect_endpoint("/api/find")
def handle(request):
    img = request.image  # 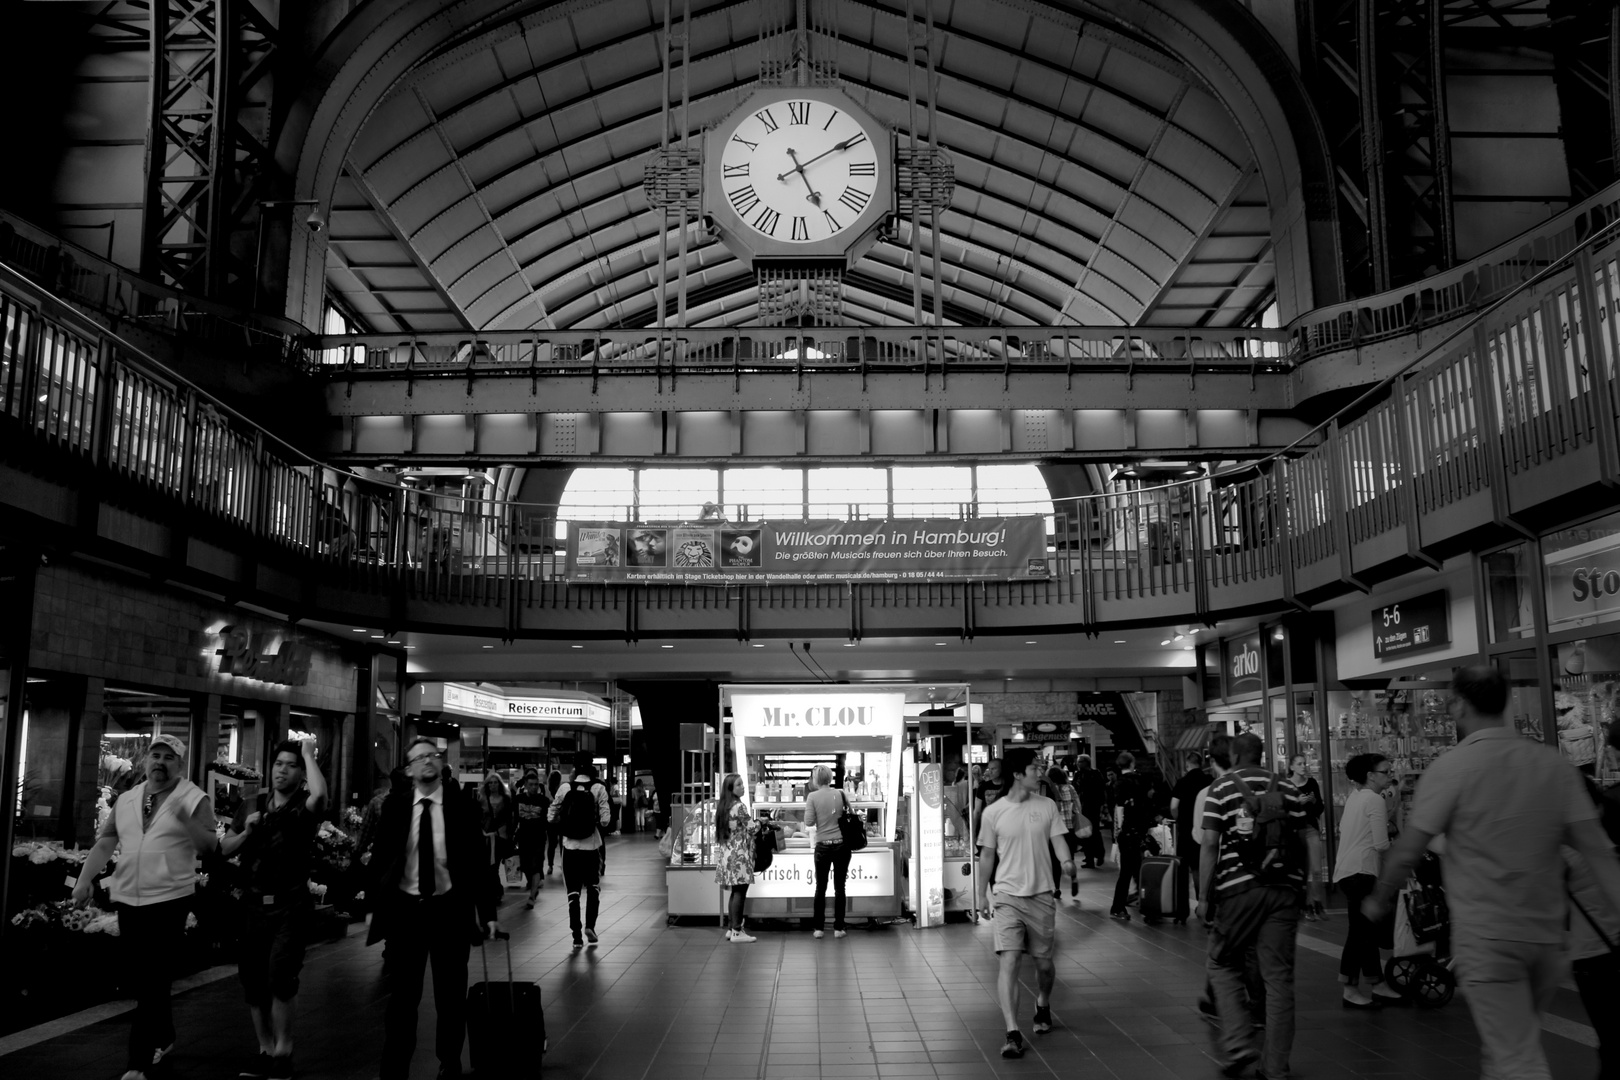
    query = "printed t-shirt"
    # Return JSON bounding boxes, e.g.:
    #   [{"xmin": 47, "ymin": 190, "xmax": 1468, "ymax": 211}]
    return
[
  {"xmin": 979, "ymin": 794, "xmax": 1067, "ymax": 898},
  {"xmin": 1201, "ymin": 768, "xmax": 1310, "ymax": 898},
  {"xmin": 231, "ymin": 792, "xmax": 320, "ymax": 899}
]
